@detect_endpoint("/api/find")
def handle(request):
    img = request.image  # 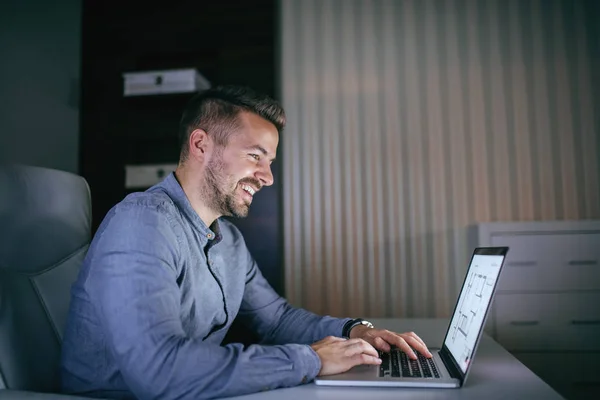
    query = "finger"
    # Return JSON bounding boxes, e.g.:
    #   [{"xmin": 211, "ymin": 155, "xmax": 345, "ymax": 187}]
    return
[
  {"xmin": 404, "ymin": 331, "xmax": 427, "ymax": 348},
  {"xmin": 400, "ymin": 334, "xmax": 431, "ymax": 358},
  {"xmin": 413, "ymin": 333, "xmax": 433, "ymax": 357},
  {"xmin": 379, "ymin": 332, "xmax": 416, "ymax": 359},
  {"xmin": 343, "ymin": 339, "xmax": 379, "ymax": 358},
  {"xmin": 373, "ymin": 336, "xmax": 391, "ymax": 352},
  {"xmin": 318, "ymin": 336, "xmax": 347, "ymax": 345},
  {"xmin": 343, "ymin": 338, "xmax": 370, "ymax": 346},
  {"xmin": 342, "ymin": 338, "xmax": 380, "ymax": 357},
  {"xmin": 350, "ymin": 353, "xmax": 382, "ymax": 368},
  {"xmin": 379, "ymin": 331, "xmax": 431, "ymax": 359},
  {"xmin": 325, "ymin": 336, "xmax": 347, "ymax": 343}
]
